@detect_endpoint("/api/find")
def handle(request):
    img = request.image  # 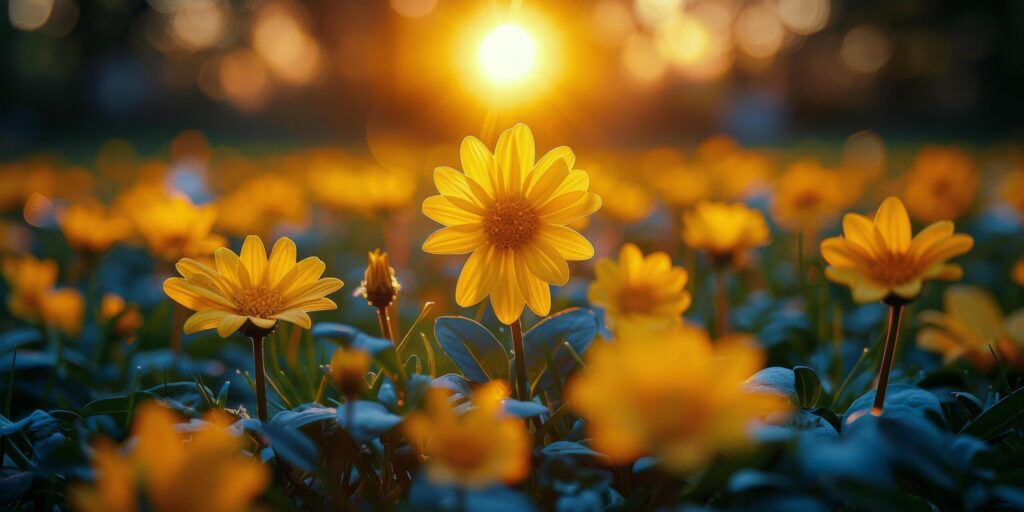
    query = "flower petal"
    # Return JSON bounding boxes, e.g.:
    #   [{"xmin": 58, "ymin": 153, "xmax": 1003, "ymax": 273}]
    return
[
  {"xmin": 164, "ymin": 277, "xmax": 235, "ymax": 311},
  {"xmin": 494, "ymin": 123, "xmax": 535, "ymax": 193},
  {"xmin": 283, "ymin": 278, "xmax": 344, "ymax": 309},
  {"xmin": 874, "ymin": 197, "xmax": 911, "ymax": 253},
  {"xmin": 266, "ymin": 237, "xmax": 297, "ymax": 289},
  {"xmin": 216, "ymin": 314, "xmax": 247, "ymax": 338},
  {"xmin": 515, "ymin": 253, "xmax": 551, "ymax": 317},
  {"xmin": 422, "ymin": 195, "xmax": 482, "ymax": 226},
  {"xmin": 183, "ymin": 310, "xmax": 228, "ymax": 334},
  {"xmin": 434, "ymin": 166, "xmax": 489, "ymax": 210},
  {"xmin": 536, "ymin": 225, "xmax": 594, "ymax": 261},
  {"xmin": 489, "ymin": 250, "xmax": 526, "ymax": 325},
  {"xmin": 422, "ymin": 225, "xmax": 486, "ymax": 255},
  {"xmin": 521, "ymin": 241, "xmax": 569, "ymax": 285},
  {"xmin": 272, "ymin": 309, "xmax": 312, "ymax": 329},
  {"xmin": 460, "ymin": 136, "xmax": 498, "ymax": 195},
  {"xmin": 455, "ymin": 245, "xmax": 499, "ymax": 307},
  {"xmin": 240, "ymin": 235, "xmax": 268, "ymax": 285}
]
